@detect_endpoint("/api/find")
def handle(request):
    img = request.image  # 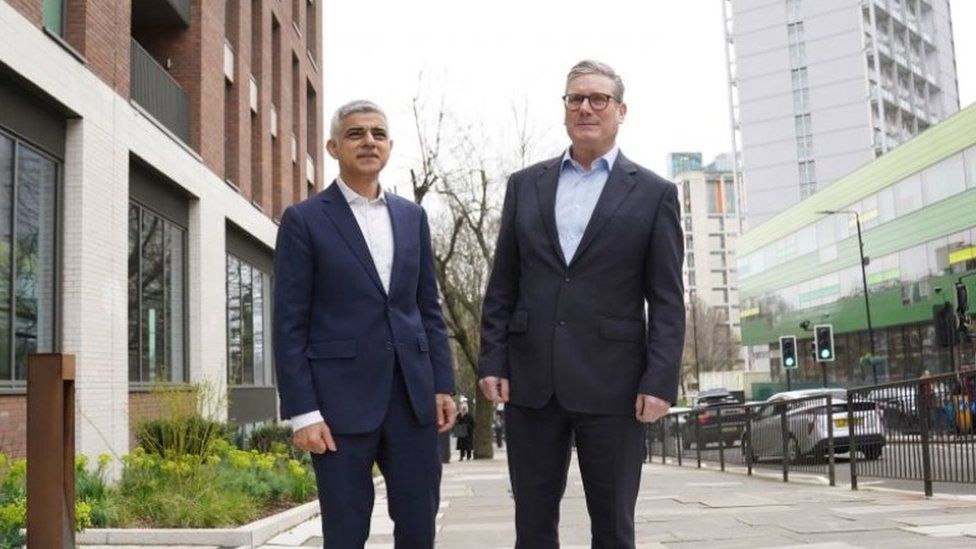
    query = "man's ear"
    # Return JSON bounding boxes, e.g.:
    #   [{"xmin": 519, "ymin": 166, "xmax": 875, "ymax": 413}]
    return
[
  {"xmin": 617, "ymin": 102, "xmax": 627, "ymax": 123},
  {"xmin": 326, "ymin": 139, "xmax": 339, "ymax": 159}
]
